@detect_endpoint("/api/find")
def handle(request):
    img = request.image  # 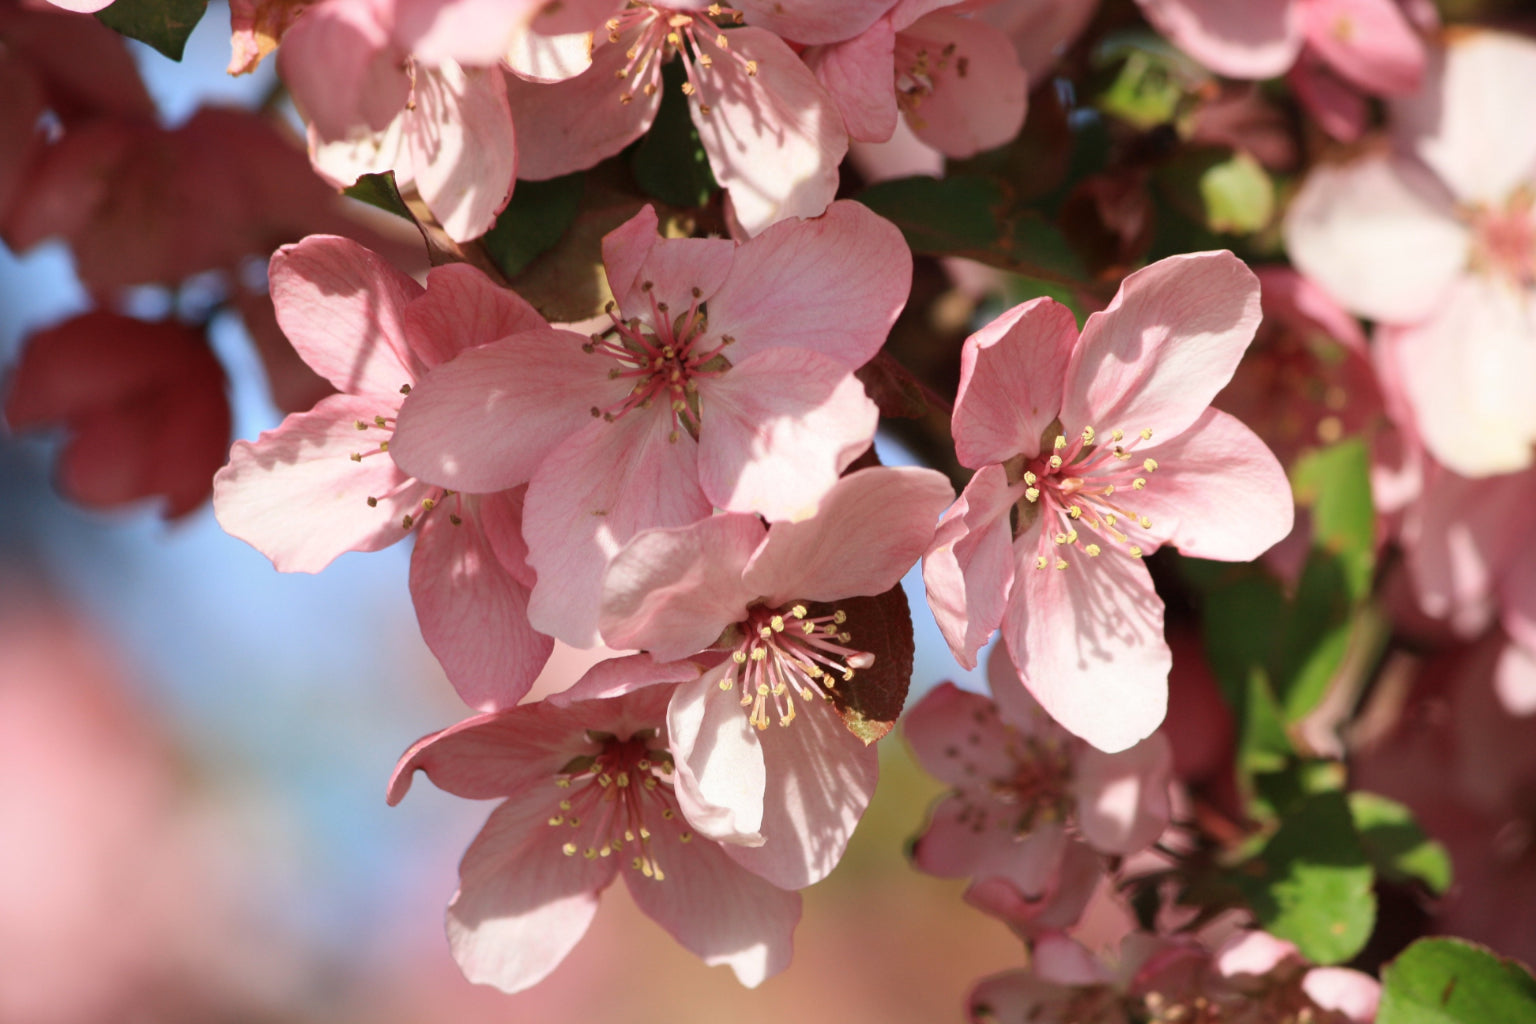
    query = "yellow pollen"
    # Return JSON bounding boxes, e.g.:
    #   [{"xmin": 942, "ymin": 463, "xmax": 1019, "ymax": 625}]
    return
[
  {"xmin": 548, "ymin": 815, "xmax": 563, "ymax": 826},
  {"xmin": 1025, "ymin": 487, "xmax": 1040, "ymax": 502},
  {"xmin": 680, "ymin": 831, "xmax": 693, "ymax": 843},
  {"xmin": 1081, "ymin": 426, "xmax": 1095, "ymax": 444},
  {"xmin": 563, "ymin": 842, "xmax": 577, "ymax": 856},
  {"xmin": 1035, "ymin": 556, "xmax": 1048, "ymax": 570},
  {"xmin": 832, "ymin": 610, "xmax": 846, "ymax": 624},
  {"xmin": 1085, "ymin": 544, "xmax": 1101, "ymax": 556},
  {"xmin": 1133, "ymin": 478, "xmax": 1147, "ymax": 490},
  {"xmin": 1055, "ymin": 532, "xmax": 1068, "ymax": 544},
  {"xmin": 1139, "ymin": 515, "xmax": 1152, "ymax": 528},
  {"xmin": 1110, "ymin": 429, "xmax": 1123, "ymax": 442},
  {"xmin": 1065, "ymin": 528, "xmax": 1078, "ymax": 544},
  {"xmin": 731, "ymin": 650, "xmax": 747, "ymax": 664},
  {"xmin": 1048, "ymin": 455, "xmax": 1063, "ymax": 469},
  {"xmin": 1140, "ymin": 428, "xmax": 1153, "ymax": 440},
  {"xmin": 744, "ymin": 59, "xmax": 758, "ymax": 76},
  {"xmin": 1105, "ymin": 513, "xmax": 1117, "ymax": 526},
  {"xmin": 1129, "ymin": 546, "xmax": 1143, "ymax": 558},
  {"xmin": 770, "ymin": 615, "xmax": 785, "ymax": 632},
  {"xmin": 1055, "ymin": 559, "xmax": 1069, "ymax": 570},
  {"xmin": 790, "ymin": 604, "xmax": 806, "ymax": 618},
  {"xmin": 751, "ymin": 648, "xmax": 767, "ymax": 661},
  {"xmin": 1054, "ymin": 435, "xmax": 1067, "ymax": 450},
  {"xmin": 616, "ymin": 772, "xmax": 629, "ymax": 788},
  {"xmin": 1067, "ymin": 505, "xmax": 1082, "ymax": 519},
  {"xmin": 1023, "ymin": 471, "xmax": 1037, "ymax": 485},
  {"xmin": 1143, "ymin": 458, "xmax": 1159, "ymax": 472}
]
